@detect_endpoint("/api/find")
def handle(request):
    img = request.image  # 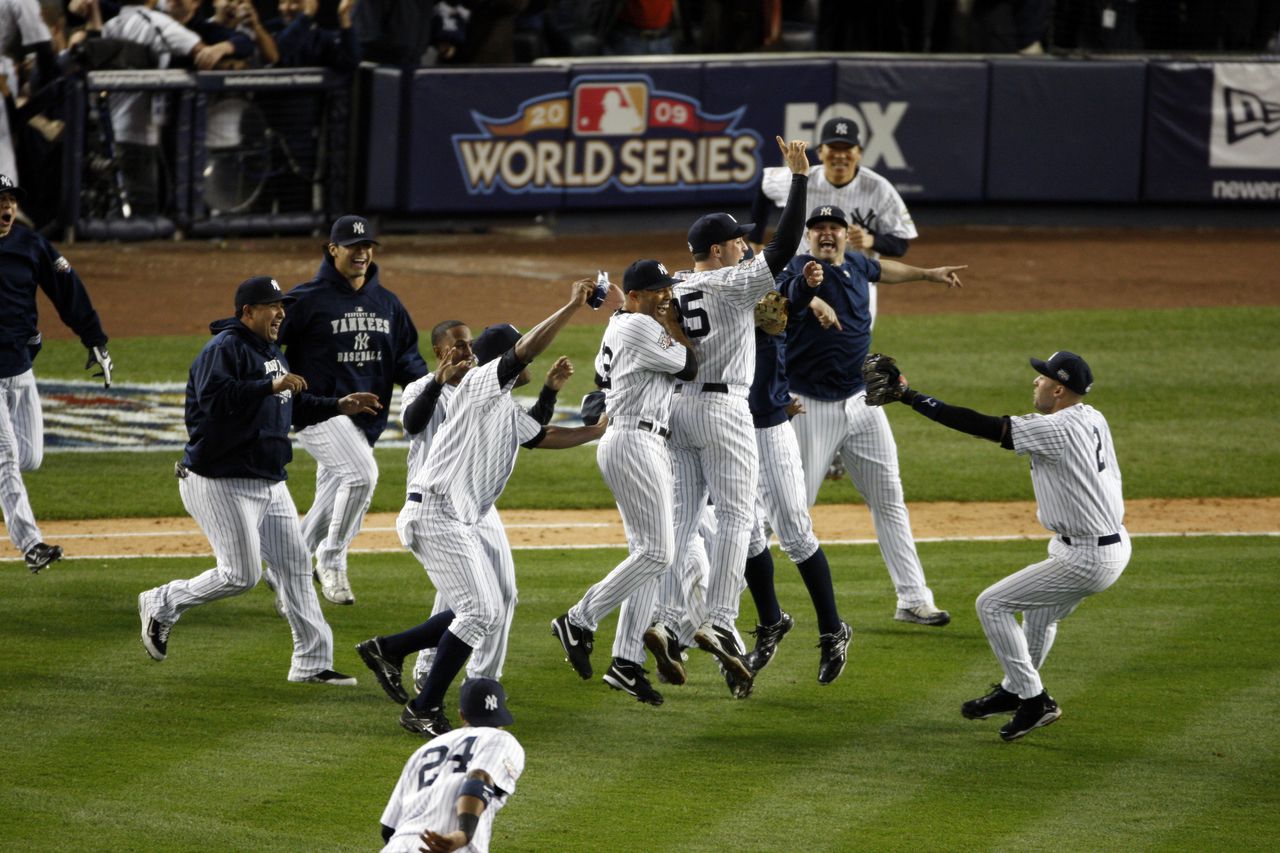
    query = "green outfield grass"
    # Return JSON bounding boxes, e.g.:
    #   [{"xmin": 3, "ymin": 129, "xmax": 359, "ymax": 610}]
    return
[
  {"xmin": 28, "ymin": 306, "xmax": 1280, "ymax": 519},
  {"xmin": 2, "ymin": 536, "xmax": 1277, "ymax": 851}
]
